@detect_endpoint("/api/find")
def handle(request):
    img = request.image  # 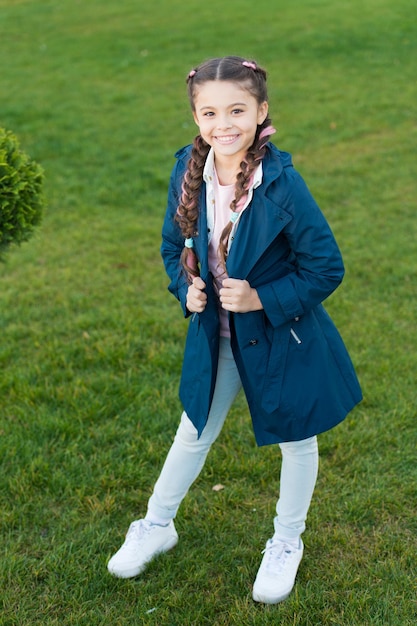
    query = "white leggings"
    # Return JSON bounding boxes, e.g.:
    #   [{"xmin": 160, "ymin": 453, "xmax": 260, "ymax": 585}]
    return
[{"xmin": 147, "ymin": 337, "xmax": 319, "ymax": 541}]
